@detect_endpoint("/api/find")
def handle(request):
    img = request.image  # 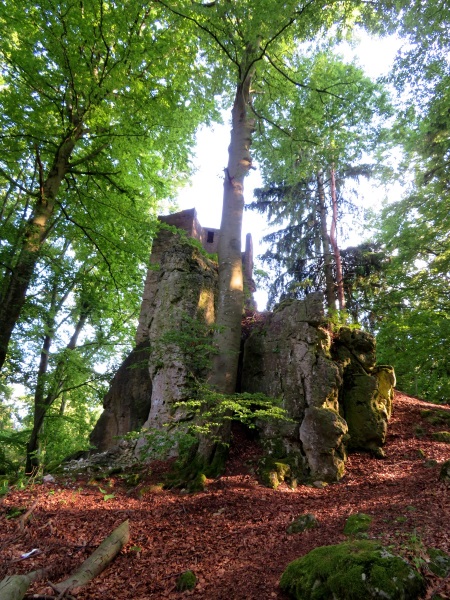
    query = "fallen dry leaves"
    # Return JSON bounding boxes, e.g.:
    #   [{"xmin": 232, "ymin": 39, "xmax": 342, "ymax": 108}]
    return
[{"xmin": 0, "ymin": 392, "xmax": 449, "ymax": 599}]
